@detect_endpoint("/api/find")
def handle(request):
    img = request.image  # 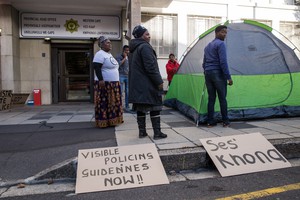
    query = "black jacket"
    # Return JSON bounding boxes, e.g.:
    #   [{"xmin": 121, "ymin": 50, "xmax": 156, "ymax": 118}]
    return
[{"xmin": 128, "ymin": 38, "xmax": 164, "ymax": 105}]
